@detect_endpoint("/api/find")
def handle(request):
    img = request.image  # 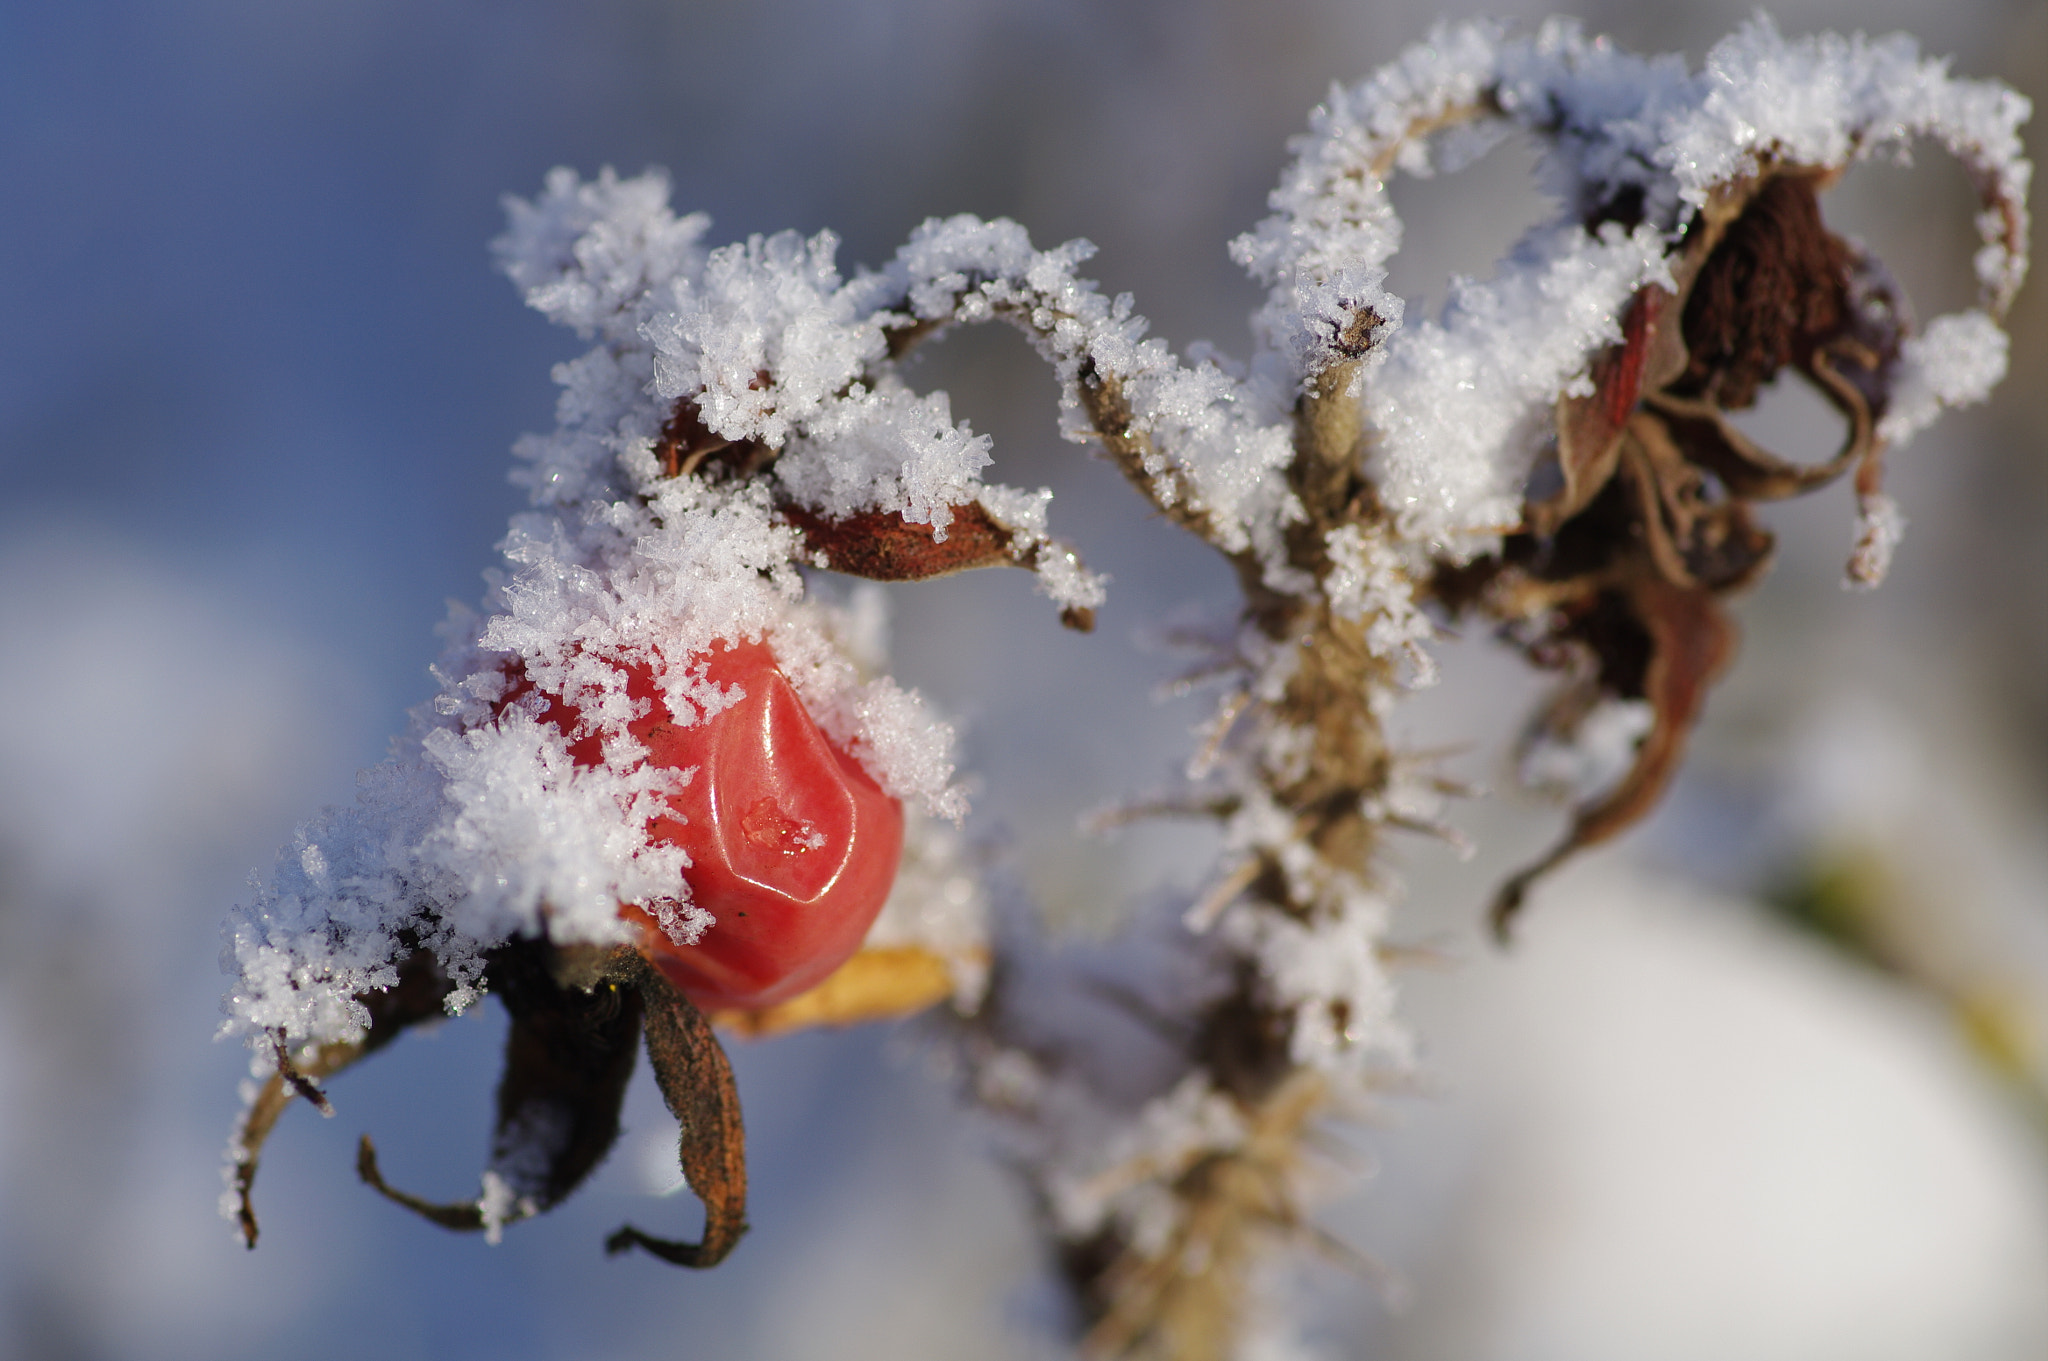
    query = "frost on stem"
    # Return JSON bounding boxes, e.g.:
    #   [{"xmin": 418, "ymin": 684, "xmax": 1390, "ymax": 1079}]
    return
[{"xmin": 218, "ymin": 16, "xmax": 2024, "ymax": 1361}]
